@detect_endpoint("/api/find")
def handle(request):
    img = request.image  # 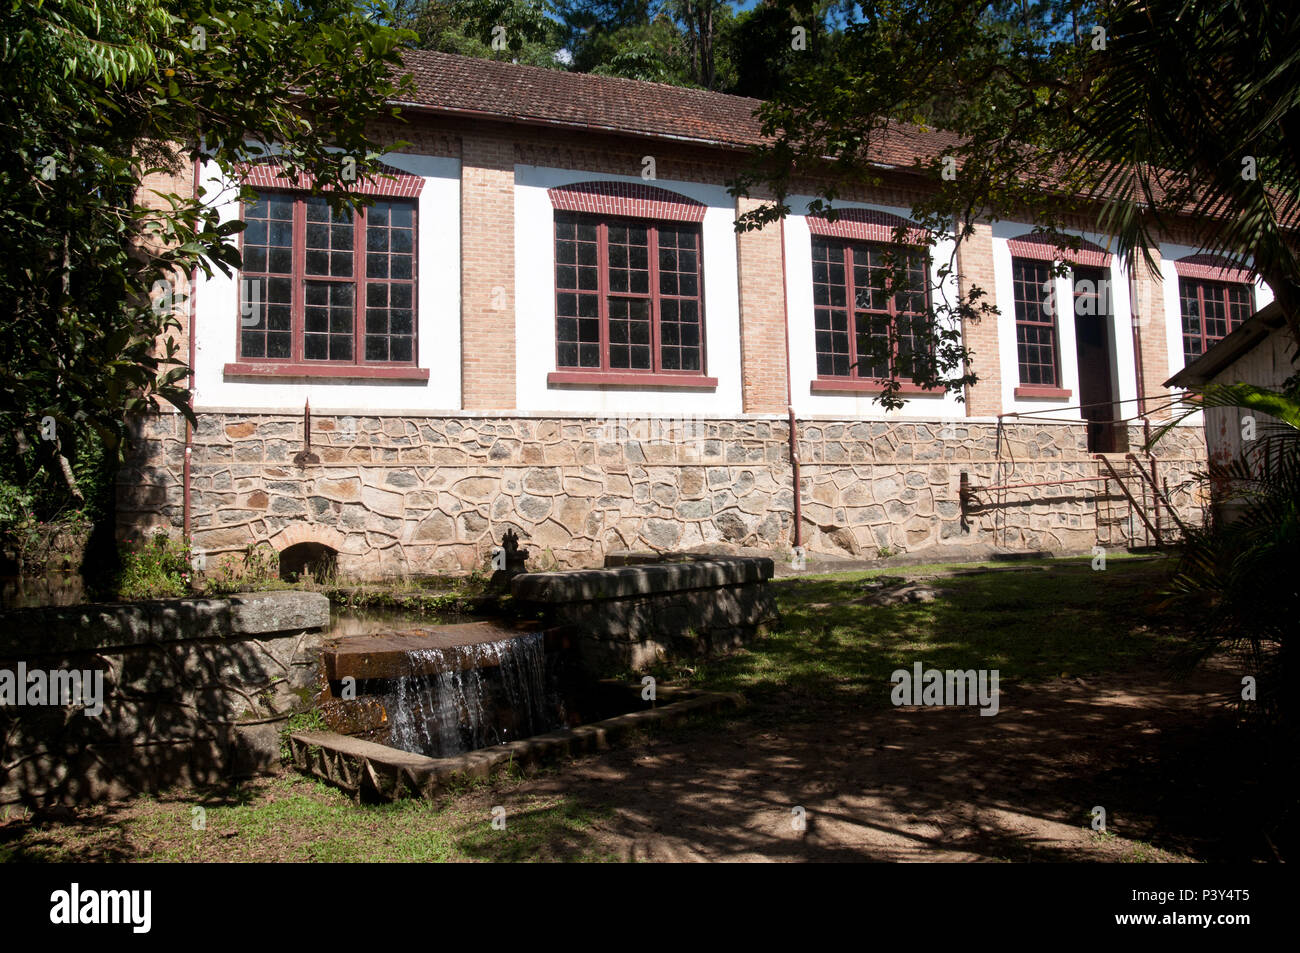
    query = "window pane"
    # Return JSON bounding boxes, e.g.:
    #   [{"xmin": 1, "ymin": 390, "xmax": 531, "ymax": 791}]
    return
[
  {"xmin": 1013, "ymin": 258, "xmax": 1057, "ymax": 386},
  {"xmin": 362, "ymin": 275, "xmax": 415, "ymax": 365},
  {"xmin": 361, "ymin": 200, "xmax": 415, "ymax": 317},
  {"xmin": 855, "ymin": 311, "xmax": 891, "ymax": 380},
  {"xmin": 609, "ymin": 297, "xmax": 651, "ymax": 369},
  {"xmin": 555, "ymin": 215, "xmax": 602, "ymax": 367},
  {"xmin": 243, "ymin": 190, "xmax": 294, "ymax": 284},
  {"xmin": 1181, "ymin": 277, "xmax": 1252, "ymax": 362},
  {"xmin": 812, "ymin": 240, "xmax": 852, "ymax": 376},
  {"xmin": 660, "ymin": 296, "xmax": 701, "ymax": 373},
  {"xmin": 607, "ymin": 221, "xmax": 649, "ymax": 303},
  {"xmin": 303, "ymin": 281, "xmax": 354, "ymax": 361},
  {"xmin": 556, "ymin": 289, "xmax": 600, "ymax": 368}
]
